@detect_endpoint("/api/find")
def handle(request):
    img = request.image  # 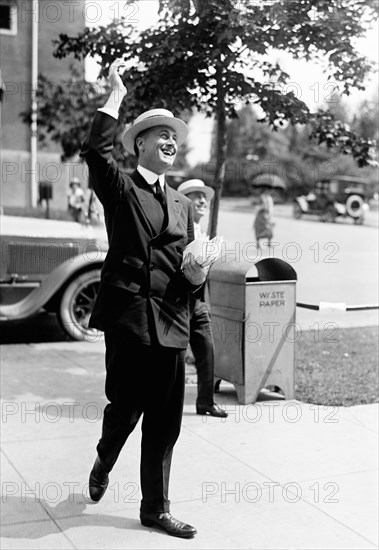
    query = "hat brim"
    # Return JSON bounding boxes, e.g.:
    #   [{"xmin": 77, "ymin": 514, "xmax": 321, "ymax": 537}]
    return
[
  {"xmin": 180, "ymin": 185, "xmax": 214, "ymax": 201},
  {"xmin": 252, "ymin": 184, "xmax": 273, "ymax": 190},
  {"xmin": 122, "ymin": 116, "xmax": 188, "ymax": 155}
]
